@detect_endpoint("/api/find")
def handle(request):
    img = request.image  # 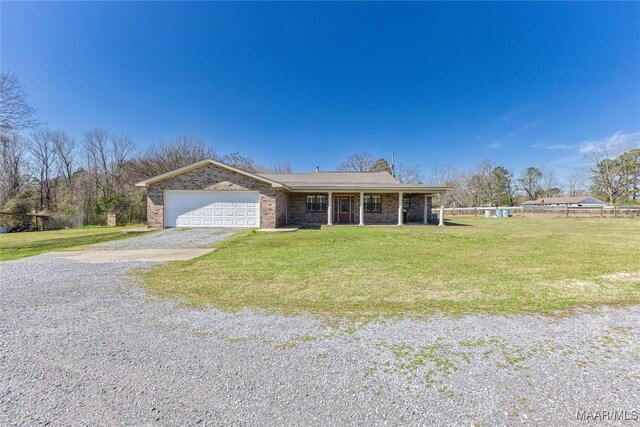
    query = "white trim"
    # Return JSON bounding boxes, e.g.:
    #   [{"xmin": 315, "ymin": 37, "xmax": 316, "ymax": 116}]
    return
[
  {"xmin": 359, "ymin": 192, "xmax": 365, "ymax": 226},
  {"xmin": 135, "ymin": 159, "xmax": 288, "ymax": 189},
  {"xmin": 284, "ymin": 191, "xmax": 289, "ymax": 225},
  {"xmin": 423, "ymin": 194, "xmax": 429, "ymax": 224}
]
